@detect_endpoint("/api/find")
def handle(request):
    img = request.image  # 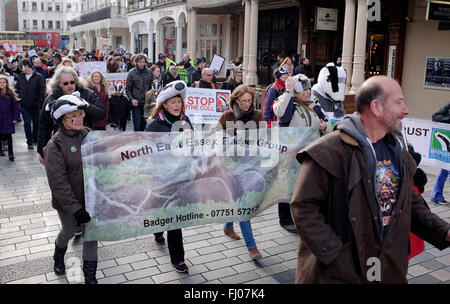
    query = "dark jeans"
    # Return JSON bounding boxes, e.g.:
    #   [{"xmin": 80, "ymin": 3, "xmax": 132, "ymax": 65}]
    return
[
  {"xmin": 21, "ymin": 106, "xmax": 39, "ymax": 145},
  {"xmin": 0, "ymin": 134, "xmax": 13, "ymax": 156},
  {"xmin": 278, "ymin": 202, "xmax": 294, "ymax": 226},
  {"xmin": 131, "ymin": 103, "xmax": 146, "ymax": 131},
  {"xmin": 154, "ymin": 229, "xmax": 184, "ymax": 264}
]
